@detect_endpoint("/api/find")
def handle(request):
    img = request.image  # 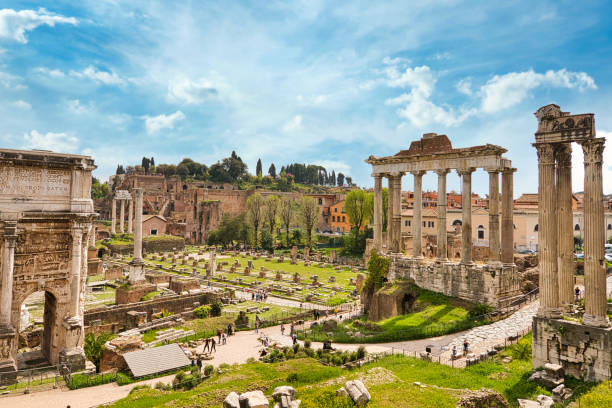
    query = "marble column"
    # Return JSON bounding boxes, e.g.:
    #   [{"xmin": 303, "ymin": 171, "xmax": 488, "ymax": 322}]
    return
[
  {"xmin": 487, "ymin": 170, "xmax": 501, "ymax": 263},
  {"xmin": 535, "ymin": 144, "xmax": 561, "ymax": 318},
  {"xmin": 111, "ymin": 198, "xmax": 116, "ymax": 234},
  {"xmin": 373, "ymin": 174, "xmax": 383, "ymax": 252},
  {"xmin": 0, "ymin": 223, "xmax": 17, "ymax": 327},
  {"xmin": 435, "ymin": 169, "xmax": 449, "ymax": 261},
  {"xmin": 501, "ymin": 168, "xmax": 515, "ymax": 265},
  {"xmin": 392, "ymin": 173, "xmax": 403, "ymax": 253},
  {"xmin": 133, "ymin": 189, "xmax": 143, "ymax": 262},
  {"xmin": 556, "ymin": 144, "xmax": 574, "ymax": 311},
  {"xmin": 119, "ymin": 199, "xmax": 125, "ymax": 233},
  {"xmin": 89, "ymin": 225, "xmax": 96, "ymax": 248},
  {"xmin": 386, "ymin": 174, "xmax": 394, "ymax": 252},
  {"xmin": 459, "ymin": 168, "xmax": 474, "ymax": 264},
  {"xmin": 69, "ymin": 225, "xmax": 83, "ymax": 320},
  {"xmin": 581, "ymin": 138, "xmax": 609, "ymax": 327},
  {"xmin": 411, "ymin": 171, "xmax": 425, "ymax": 258},
  {"xmin": 128, "ymin": 198, "xmax": 133, "ymax": 234}
]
